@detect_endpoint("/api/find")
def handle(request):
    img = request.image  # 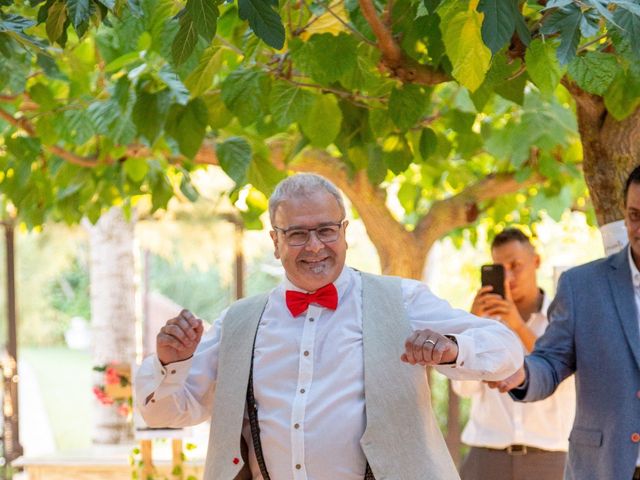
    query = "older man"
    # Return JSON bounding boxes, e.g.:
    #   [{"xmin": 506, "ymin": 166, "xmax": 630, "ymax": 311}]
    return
[{"xmin": 136, "ymin": 173, "xmax": 522, "ymax": 480}]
